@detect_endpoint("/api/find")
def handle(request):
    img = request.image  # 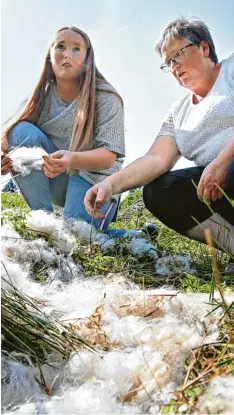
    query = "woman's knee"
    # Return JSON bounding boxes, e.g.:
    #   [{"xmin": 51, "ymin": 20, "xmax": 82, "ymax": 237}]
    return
[
  {"xmin": 143, "ymin": 177, "xmax": 167, "ymax": 216},
  {"xmin": 8, "ymin": 121, "xmax": 44, "ymax": 149},
  {"xmin": 143, "ymin": 174, "xmax": 186, "ymax": 233}
]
